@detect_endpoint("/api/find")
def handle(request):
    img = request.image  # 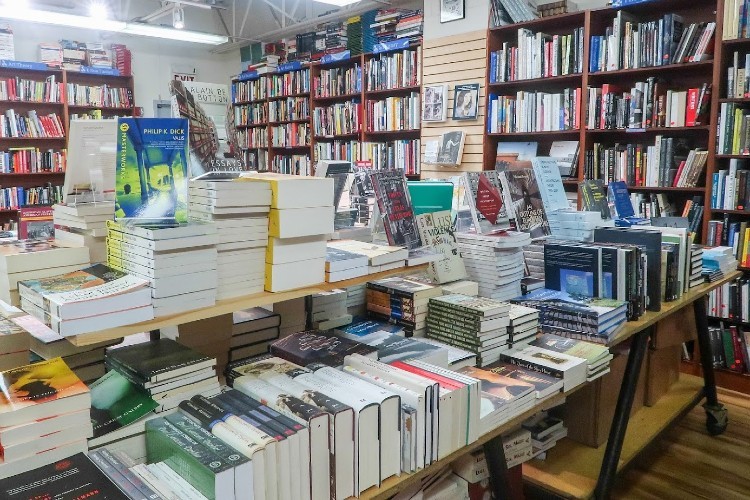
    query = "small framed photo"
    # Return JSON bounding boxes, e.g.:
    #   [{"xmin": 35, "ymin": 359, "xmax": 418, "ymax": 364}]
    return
[
  {"xmin": 452, "ymin": 83, "xmax": 480, "ymax": 120},
  {"xmin": 441, "ymin": 0, "xmax": 465, "ymax": 23},
  {"xmin": 422, "ymin": 84, "xmax": 448, "ymax": 122}
]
